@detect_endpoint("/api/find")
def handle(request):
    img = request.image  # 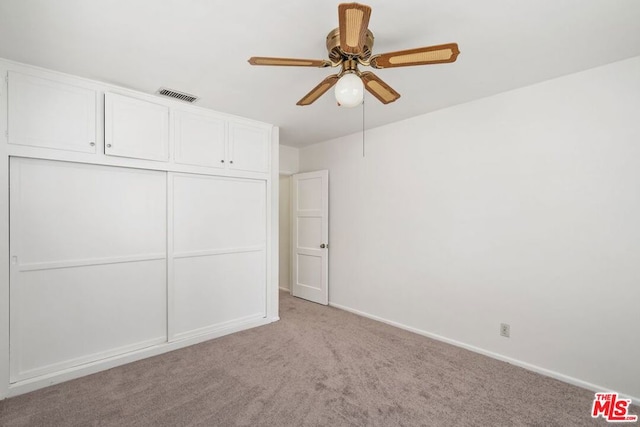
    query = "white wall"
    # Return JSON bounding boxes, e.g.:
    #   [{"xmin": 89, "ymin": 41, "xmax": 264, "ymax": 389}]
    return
[
  {"xmin": 278, "ymin": 144, "xmax": 299, "ymax": 292},
  {"xmin": 279, "ymin": 145, "xmax": 299, "ymax": 175},
  {"xmin": 299, "ymin": 56, "xmax": 640, "ymax": 401},
  {"xmin": 279, "ymin": 175, "xmax": 291, "ymax": 291}
]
